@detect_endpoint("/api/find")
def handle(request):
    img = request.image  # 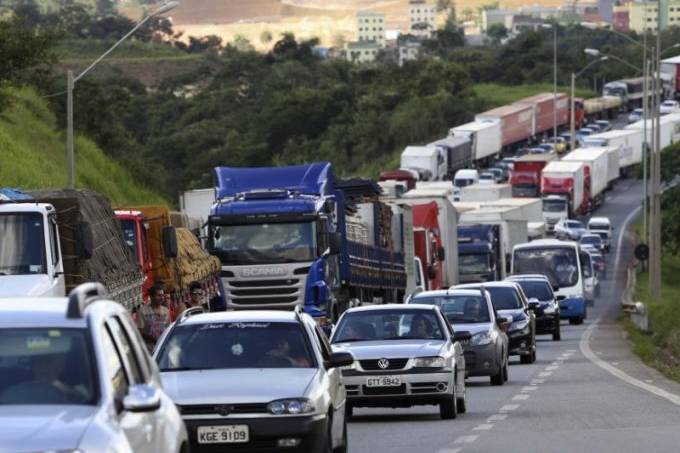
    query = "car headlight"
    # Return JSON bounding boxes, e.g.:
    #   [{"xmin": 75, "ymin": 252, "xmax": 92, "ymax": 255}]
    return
[
  {"xmin": 267, "ymin": 398, "xmax": 315, "ymax": 415},
  {"xmin": 412, "ymin": 356, "xmax": 446, "ymax": 368},
  {"xmin": 470, "ymin": 332, "xmax": 493, "ymax": 346},
  {"xmin": 509, "ymin": 319, "xmax": 530, "ymax": 333},
  {"xmin": 543, "ymin": 305, "xmax": 556, "ymax": 315}
]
